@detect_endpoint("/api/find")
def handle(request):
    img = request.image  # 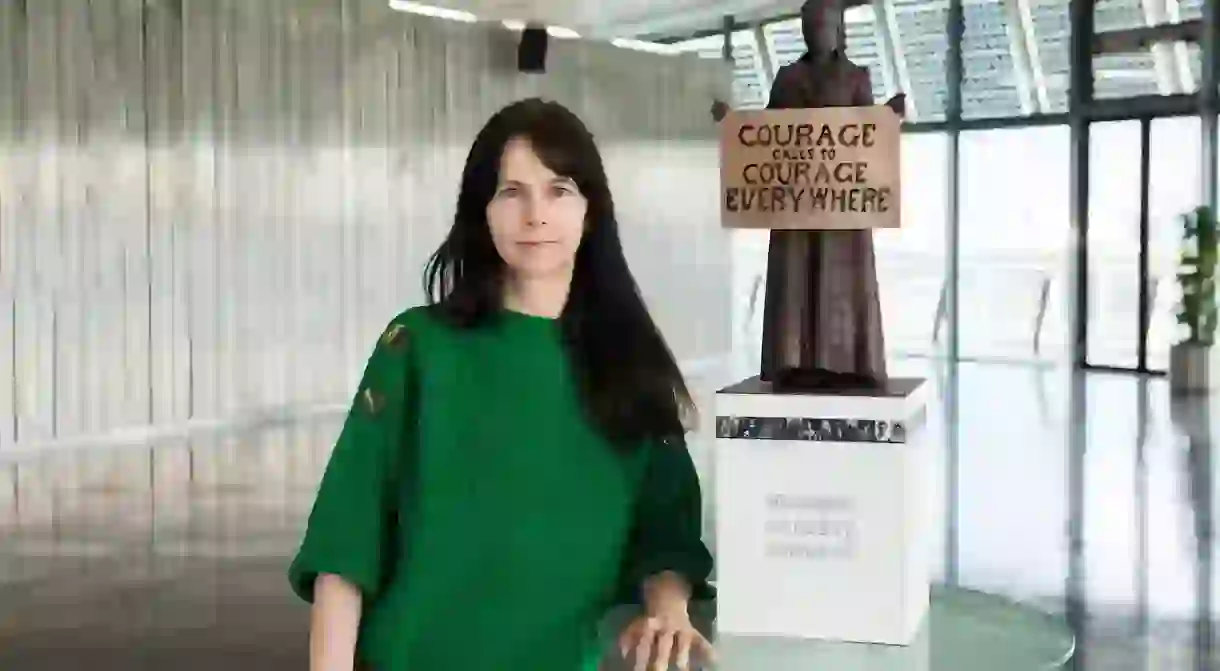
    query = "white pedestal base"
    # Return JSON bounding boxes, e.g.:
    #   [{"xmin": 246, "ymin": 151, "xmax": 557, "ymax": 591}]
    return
[{"xmin": 713, "ymin": 376, "xmax": 932, "ymax": 645}]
